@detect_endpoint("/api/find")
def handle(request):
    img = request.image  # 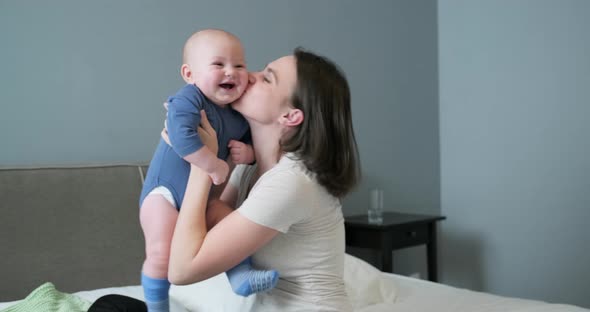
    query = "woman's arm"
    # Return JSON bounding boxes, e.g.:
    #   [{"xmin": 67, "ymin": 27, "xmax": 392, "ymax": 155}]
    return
[
  {"xmin": 167, "ymin": 164, "xmax": 210, "ymax": 283},
  {"xmin": 167, "ymin": 112, "xmax": 279, "ymax": 285},
  {"xmin": 205, "ymin": 159, "xmax": 239, "ymax": 229},
  {"xmin": 168, "ymin": 169, "xmax": 279, "ymax": 284}
]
